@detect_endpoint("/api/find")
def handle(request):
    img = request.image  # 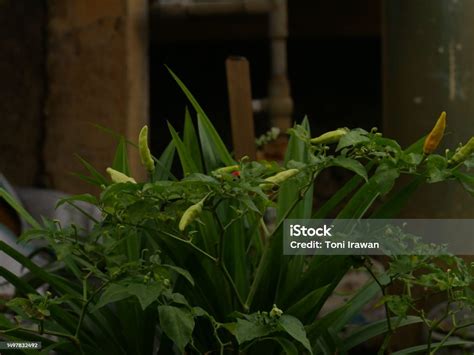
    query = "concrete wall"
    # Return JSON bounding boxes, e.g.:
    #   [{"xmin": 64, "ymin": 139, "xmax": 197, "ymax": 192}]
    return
[
  {"xmin": 0, "ymin": 0, "xmax": 149, "ymax": 194},
  {"xmin": 383, "ymin": 0, "xmax": 474, "ymax": 218},
  {"xmin": 45, "ymin": 0, "xmax": 149, "ymax": 193}
]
